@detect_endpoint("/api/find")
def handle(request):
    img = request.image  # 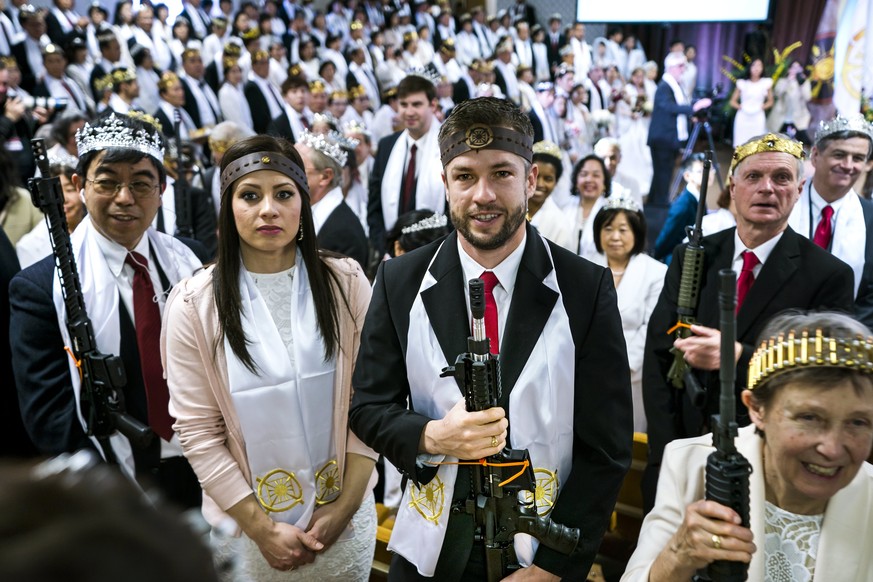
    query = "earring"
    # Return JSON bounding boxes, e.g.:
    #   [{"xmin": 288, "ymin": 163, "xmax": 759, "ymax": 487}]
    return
[{"xmin": 298, "ymin": 225, "xmax": 304, "ymax": 241}]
